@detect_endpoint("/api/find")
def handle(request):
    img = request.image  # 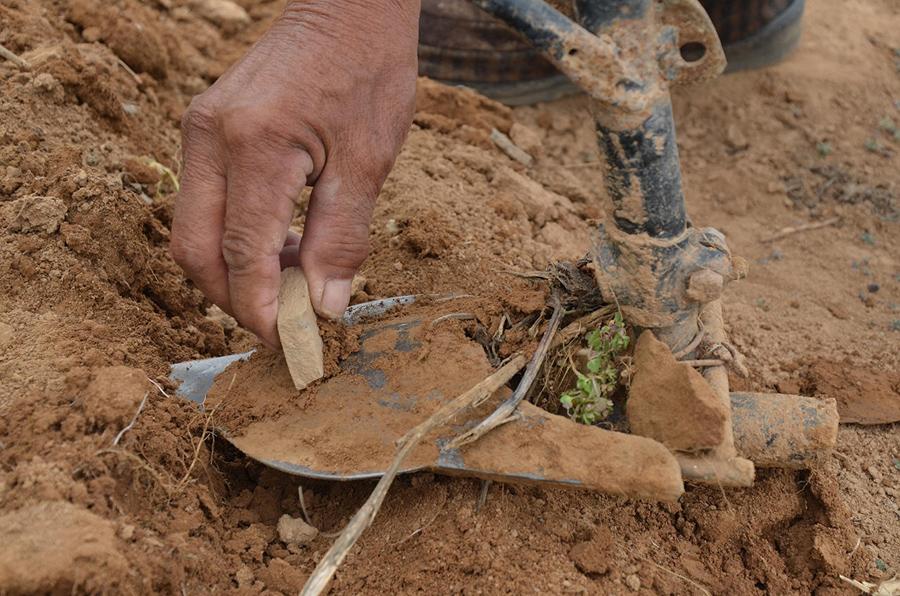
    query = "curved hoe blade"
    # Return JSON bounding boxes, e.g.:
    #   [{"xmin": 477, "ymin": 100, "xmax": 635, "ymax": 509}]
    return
[{"xmin": 169, "ymin": 306, "xmax": 684, "ymax": 501}]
